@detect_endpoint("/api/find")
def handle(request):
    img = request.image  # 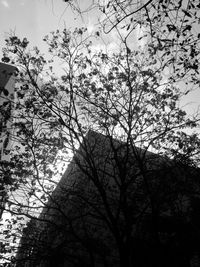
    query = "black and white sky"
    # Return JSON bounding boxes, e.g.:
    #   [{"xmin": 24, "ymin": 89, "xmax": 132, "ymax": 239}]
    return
[{"xmin": 0, "ymin": 0, "xmax": 199, "ymax": 118}]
